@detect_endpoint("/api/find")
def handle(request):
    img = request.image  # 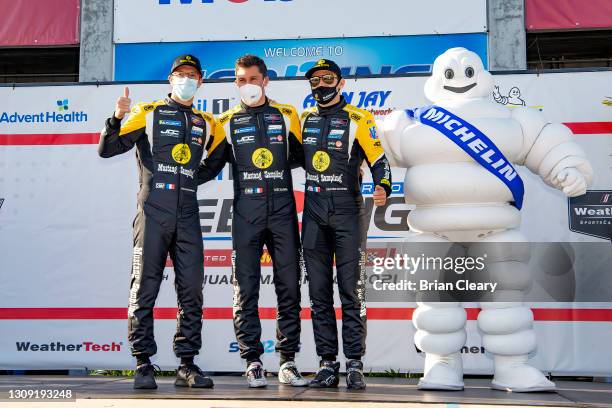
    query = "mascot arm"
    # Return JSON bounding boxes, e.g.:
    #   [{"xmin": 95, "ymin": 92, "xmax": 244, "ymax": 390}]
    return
[
  {"xmin": 512, "ymin": 108, "xmax": 593, "ymax": 193},
  {"xmin": 379, "ymin": 110, "xmax": 413, "ymax": 167}
]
